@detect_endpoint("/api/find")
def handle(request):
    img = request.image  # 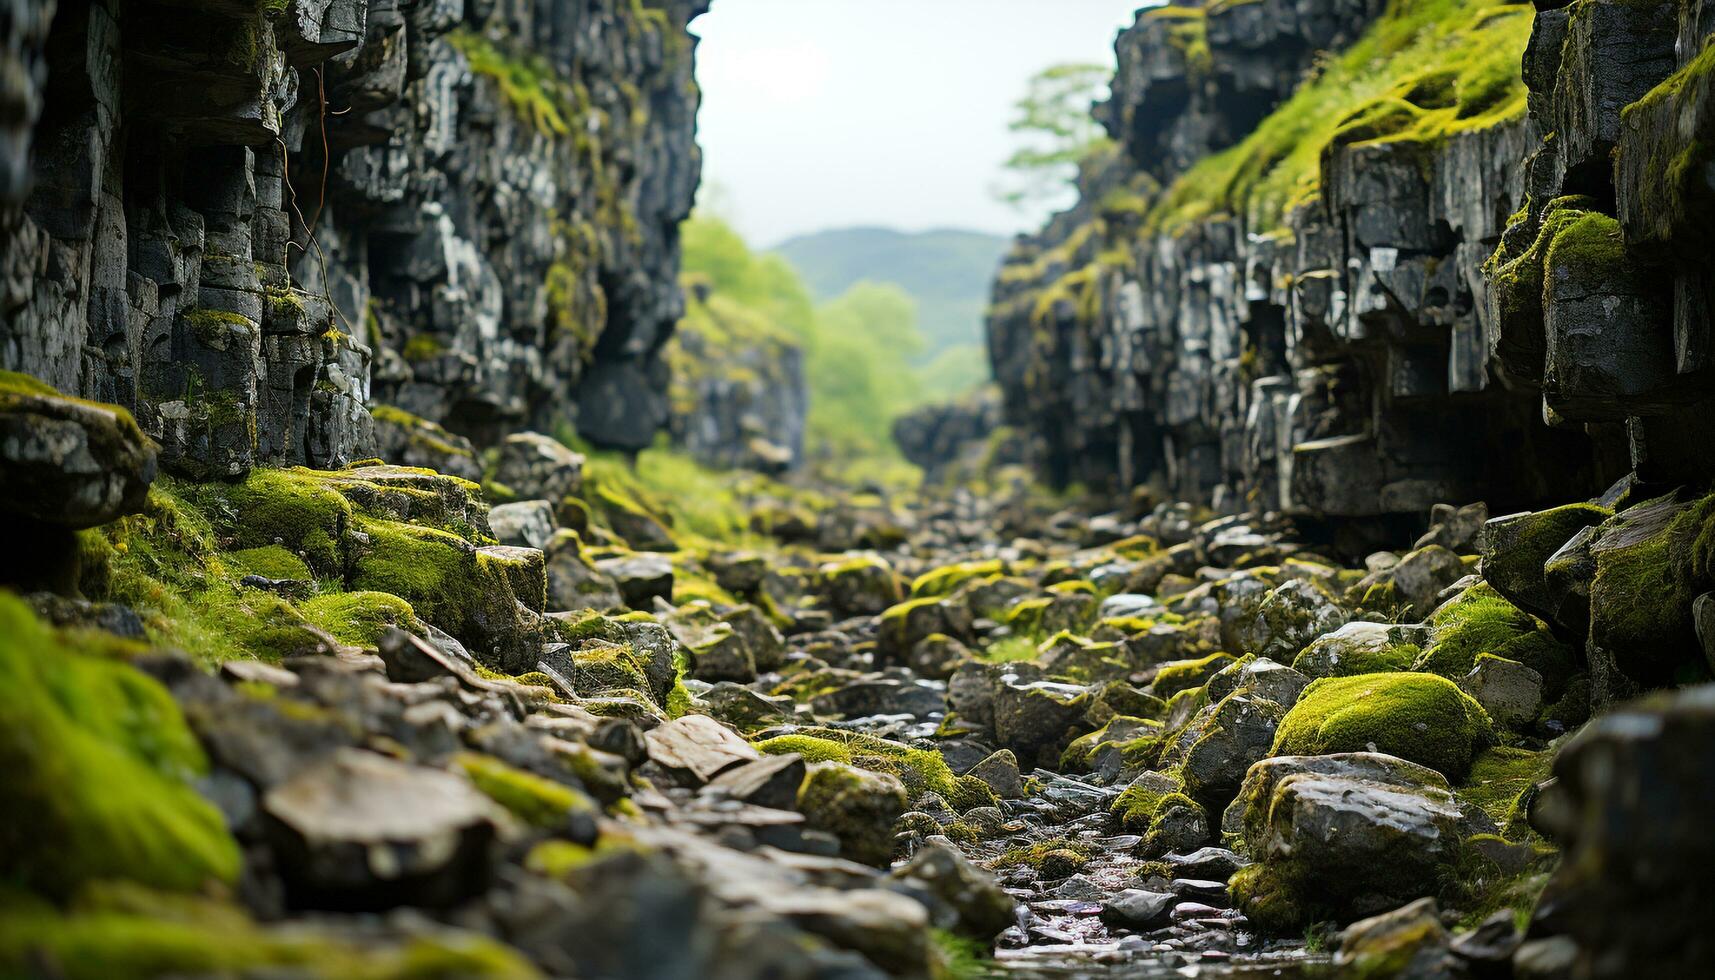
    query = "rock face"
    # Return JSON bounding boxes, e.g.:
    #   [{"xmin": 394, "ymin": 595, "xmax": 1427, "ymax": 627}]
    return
[
  {"xmin": 0, "ymin": 0, "xmax": 707, "ymax": 478},
  {"xmin": 984, "ymin": 0, "xmax": 1715, "ymax": 523}
]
